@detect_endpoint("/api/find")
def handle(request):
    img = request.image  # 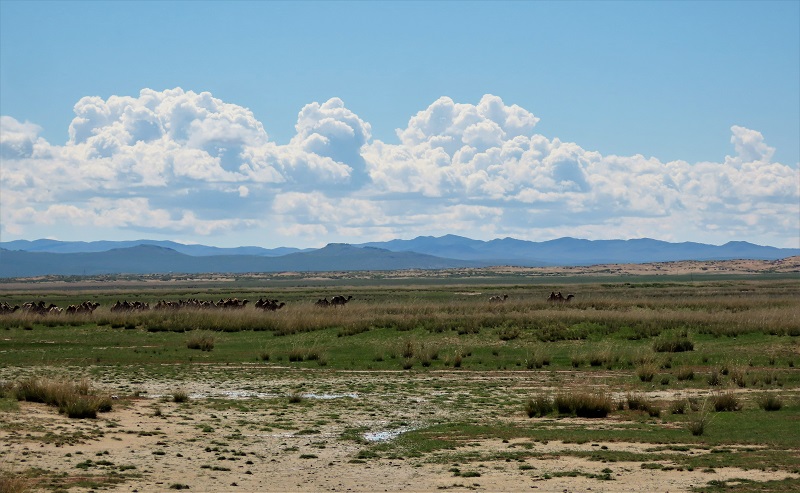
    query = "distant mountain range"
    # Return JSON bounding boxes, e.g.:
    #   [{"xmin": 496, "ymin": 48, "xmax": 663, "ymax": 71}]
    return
[
  {"xmin": 1, "ymin": 236, "xmax": 797, "ymax": 278},
  {"xmin": 0, "ymin": 238, "xmax": 306, "ymax": 257}
]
